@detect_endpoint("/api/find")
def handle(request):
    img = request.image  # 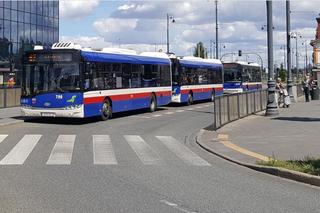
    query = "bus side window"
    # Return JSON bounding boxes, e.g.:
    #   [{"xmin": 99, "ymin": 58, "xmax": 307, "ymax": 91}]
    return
[
  {"xmin": 132, "ymin": 64, "xmax": 142, "ymax": 88},
  {"xmin": 122, "ymin": 63, "xmax": 132, "ymax": 89},
  {"xmin": 84, "ymin": 62, "xmax": 92, "ymax": 90}
]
